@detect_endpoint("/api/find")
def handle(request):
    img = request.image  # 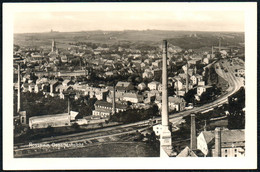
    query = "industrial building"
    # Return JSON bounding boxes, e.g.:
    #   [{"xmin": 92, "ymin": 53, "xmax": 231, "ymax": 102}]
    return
[
  {"xmin": 92, "ymin": 100, "xmax": 127, "ymax": 119},
  {"xmin": 29, "ymin": 113, "xmax": 71, "ymax": 129},
  {"xmin": 197, "ymin": 128, "xmax": 245, "ymax": 157}
]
